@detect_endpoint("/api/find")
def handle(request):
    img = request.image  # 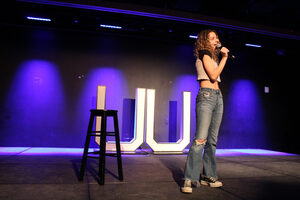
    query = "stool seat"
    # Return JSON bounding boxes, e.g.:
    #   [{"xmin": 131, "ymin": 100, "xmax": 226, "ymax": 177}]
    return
[
  {"xmin": 90, "ymin": 109, "xmax": 118, "ymax": 115},
  {"xmin": 79, "ymin": 109, "xmax": 123, "ymax": 185}
]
